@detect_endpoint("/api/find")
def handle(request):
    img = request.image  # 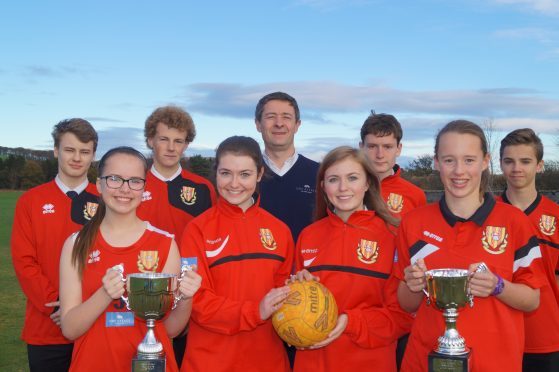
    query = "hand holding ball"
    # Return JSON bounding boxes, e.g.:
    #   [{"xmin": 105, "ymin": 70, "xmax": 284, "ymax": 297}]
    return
[{"xmin": 272, "ymin": 280, "xmax": 338, "ymax": 348}]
